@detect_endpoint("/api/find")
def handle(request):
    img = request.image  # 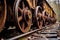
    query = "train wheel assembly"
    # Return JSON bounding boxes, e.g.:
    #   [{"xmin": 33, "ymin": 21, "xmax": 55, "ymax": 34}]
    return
[
  {"xmin": 35, "ymin": 6, "xmax": 43, "ymax": 29},
  {"xmin": 0, "ymin": 0, "xmax": 7, "ymax": 32},
  {"xmin": 14, "ymin": 0, "xmax": 32, "ymax": 33}
]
